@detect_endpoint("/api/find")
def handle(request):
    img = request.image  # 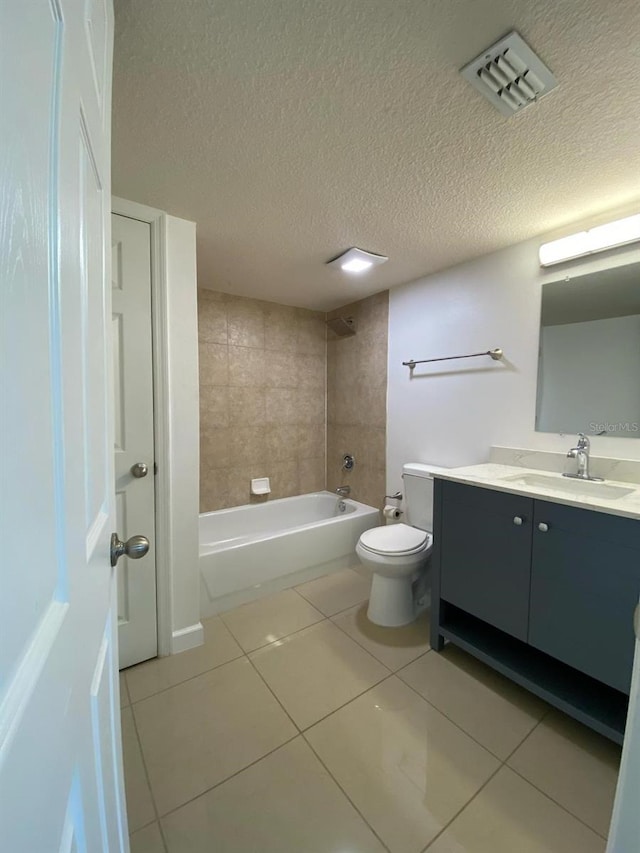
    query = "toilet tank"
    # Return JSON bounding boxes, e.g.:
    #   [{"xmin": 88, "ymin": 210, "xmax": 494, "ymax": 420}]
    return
[{"xmin": 402, "ymin": 463, "xmax": 449, "ymax": 532}]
